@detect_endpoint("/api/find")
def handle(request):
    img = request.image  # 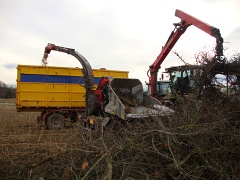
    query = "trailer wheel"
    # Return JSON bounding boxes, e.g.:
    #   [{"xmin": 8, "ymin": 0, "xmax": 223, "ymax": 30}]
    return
[{"xmin": 46, "ymin": 113, "xmax": 65, "ymax": 130}]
